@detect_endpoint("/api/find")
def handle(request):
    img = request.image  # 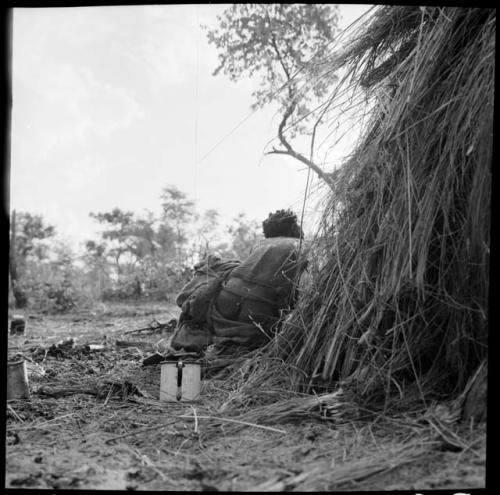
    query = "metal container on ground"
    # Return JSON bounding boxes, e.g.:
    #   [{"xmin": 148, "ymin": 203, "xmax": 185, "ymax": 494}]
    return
[
  {"xmin": 160, "ymin": 358, "xmax": 201, "ymax": 402},
  {"xmin": 7, "ymin": 360, "xmax": 31, "ymax": 400},
  {"xmin": 10, "ymin": 315, "xmax": 26, "ymax": 335}
]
